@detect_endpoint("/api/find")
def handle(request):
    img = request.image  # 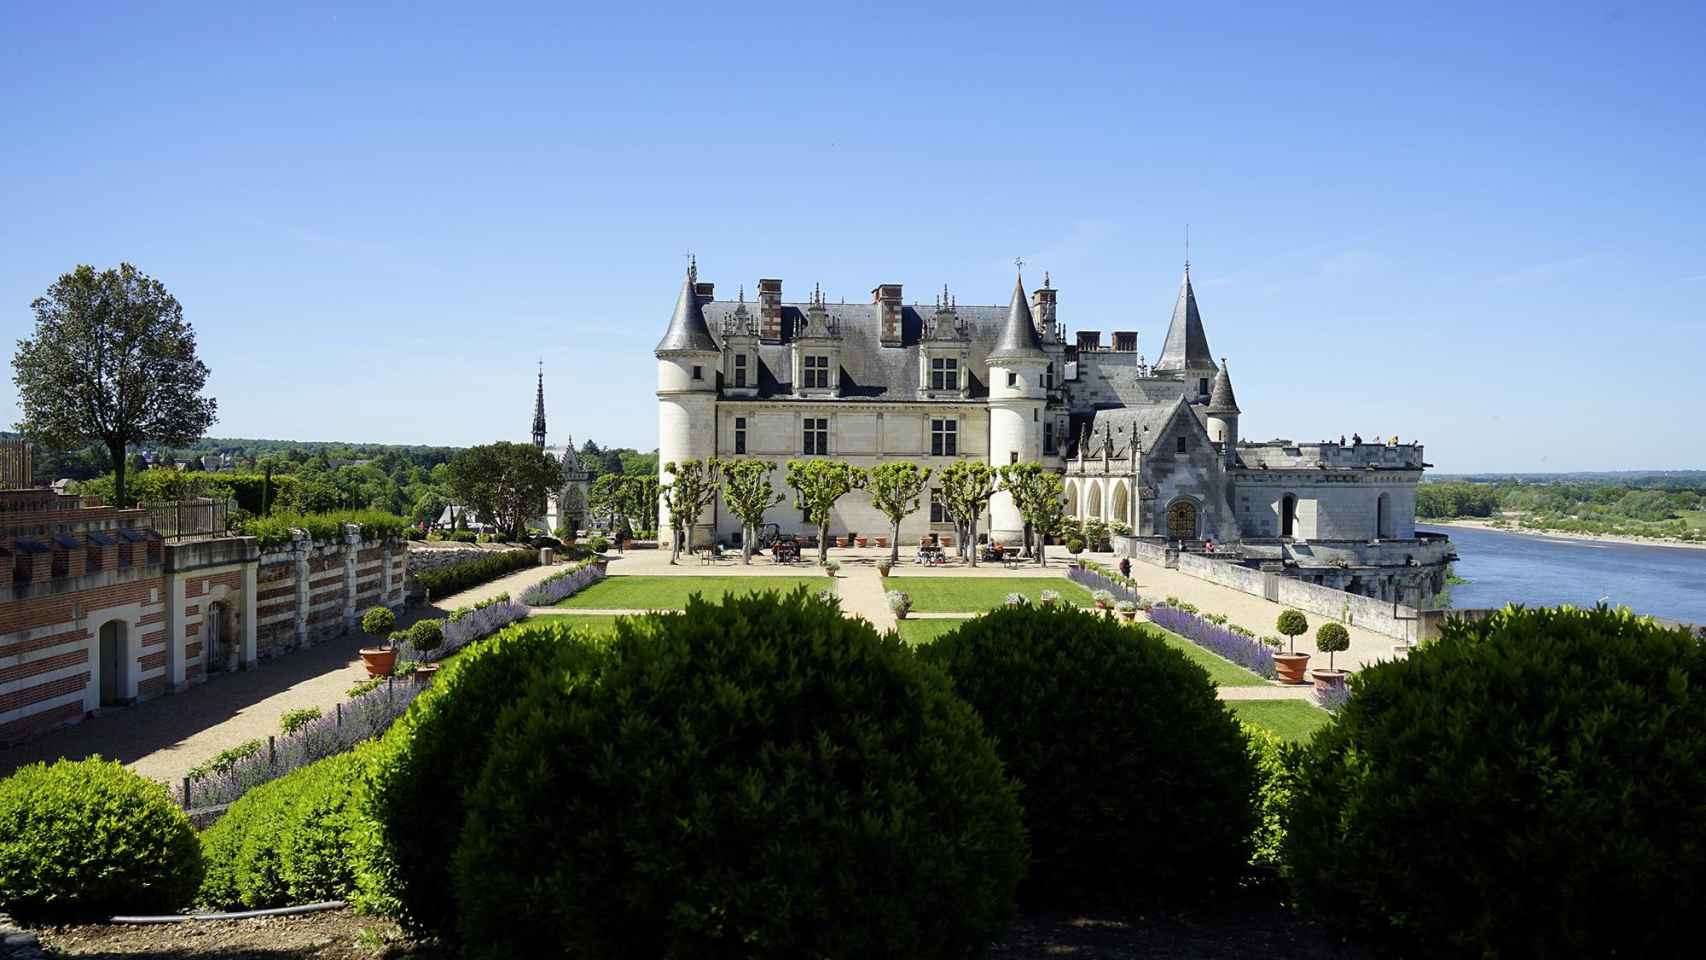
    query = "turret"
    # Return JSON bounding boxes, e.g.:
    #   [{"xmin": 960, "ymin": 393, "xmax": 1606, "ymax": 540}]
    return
[
  {"xmin": 655, "ymin": 260, "xmax": 720, "ymax": 547},
  {"xmin": 1204, "ymin": 357, "xmax": 1240, "ymax": 468},
  {"xmin": 986, "ymin": 270, "xmax": 1049, "ymax": 545},
  {"xmin": 1153, "ymin": 263, "xmax": 1219, "ymax": 398}
]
